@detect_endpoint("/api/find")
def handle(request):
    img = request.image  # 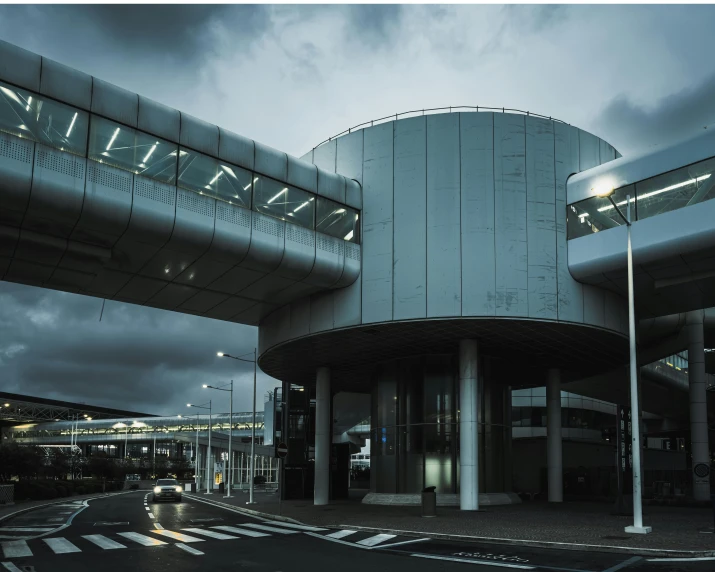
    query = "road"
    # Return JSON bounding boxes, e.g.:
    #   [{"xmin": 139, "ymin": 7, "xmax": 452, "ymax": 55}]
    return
[{"xmin": 0, "ymin": 491, "xmax": 712, "ymax": 572}]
